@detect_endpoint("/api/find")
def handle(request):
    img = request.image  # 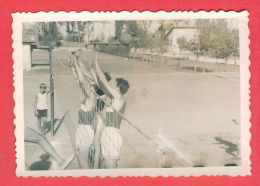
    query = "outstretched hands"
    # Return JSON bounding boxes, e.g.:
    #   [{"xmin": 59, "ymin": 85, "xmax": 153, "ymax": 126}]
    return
[{"xmin": 94, "ymin": 52, "xmax": 121, "ymax": 99}]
